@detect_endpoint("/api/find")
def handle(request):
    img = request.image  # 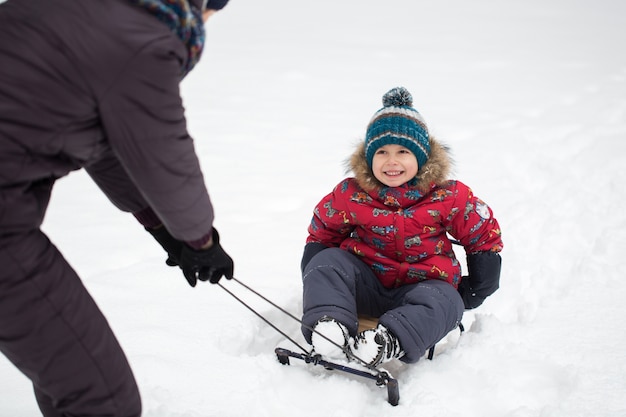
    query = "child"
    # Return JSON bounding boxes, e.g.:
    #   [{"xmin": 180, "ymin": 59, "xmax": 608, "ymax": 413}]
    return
[{"xmin": 300, "ymin": 87, "xmax": 503, "ymax": 367}]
